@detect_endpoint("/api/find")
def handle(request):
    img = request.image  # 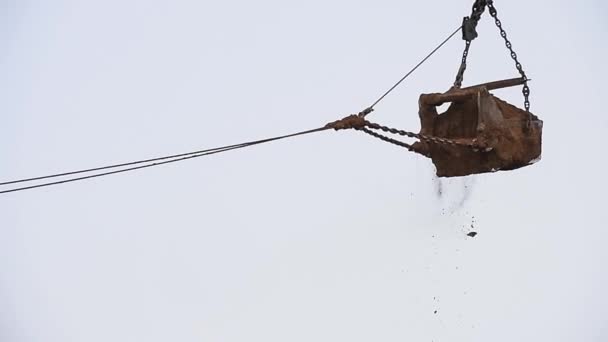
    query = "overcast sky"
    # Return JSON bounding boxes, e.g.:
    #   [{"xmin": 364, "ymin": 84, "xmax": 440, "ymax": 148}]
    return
[{"xmin": 1, "ymin": 0, "xmax": 607, "ymax": 341}]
